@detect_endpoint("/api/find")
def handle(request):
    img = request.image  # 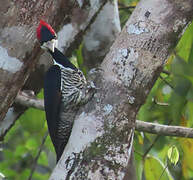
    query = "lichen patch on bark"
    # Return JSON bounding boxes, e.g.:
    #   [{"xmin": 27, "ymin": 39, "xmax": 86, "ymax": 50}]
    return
[
  {"xmin": 103, "ymin": 104, "xmax": 113, "ymax": 115},
  {"xmin": 127, "ymin": 22, "xmax": 149, "ymax": 35},
  {"xmin": 112, "ymin": 47, "xmax": 138, "ymax": 87},
  {"xmin": 0, "ymin": 46, "xmax": 23, "ymax": 73}
]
